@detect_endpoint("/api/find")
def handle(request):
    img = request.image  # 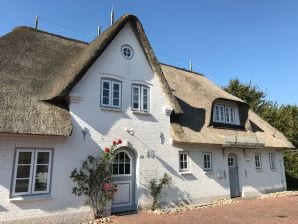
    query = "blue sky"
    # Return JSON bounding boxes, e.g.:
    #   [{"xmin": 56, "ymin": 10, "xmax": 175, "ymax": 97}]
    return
[{"xmin": 1, "ymin": 0, "xmax": 297, "ymax": 105}]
